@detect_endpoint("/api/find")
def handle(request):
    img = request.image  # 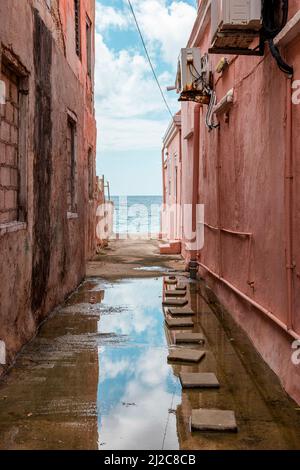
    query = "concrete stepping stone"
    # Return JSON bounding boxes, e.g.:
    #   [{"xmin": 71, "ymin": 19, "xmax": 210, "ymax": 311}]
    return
[
  {"xmin": 166, "ymin": 317, "xmax": 194, "ymax": 328},
  {"xmin": 163, "ymin": 298, "xmax": 188, "ymax": 307},
  {"xmin": 165, "ymin": 277, "xmax": 177, "ymax": 285},
  {"xmin": 168, "ymin": 349, "xmax": 206, "ymax": 363},
  {"xmin": 180, "ymin": 372, "xmax": 219, "ymax": 388},
  {"xmin": 175, "ymin": 332, "xmax": 204, "ymax": 344},
  {"xmin": 191, "ymin": 409, "xmax": 237, "ymax": 432},
  {"xmin": 168, "ymin": 308, "xmax": 195, "ymax": 316},
  {"xmin": 165, "ymin": 290, "xmax": 187, "ymax": 298},
  {"xmin": 176, "ymin": 283, "xmax": 187, "ymax": 291}
]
